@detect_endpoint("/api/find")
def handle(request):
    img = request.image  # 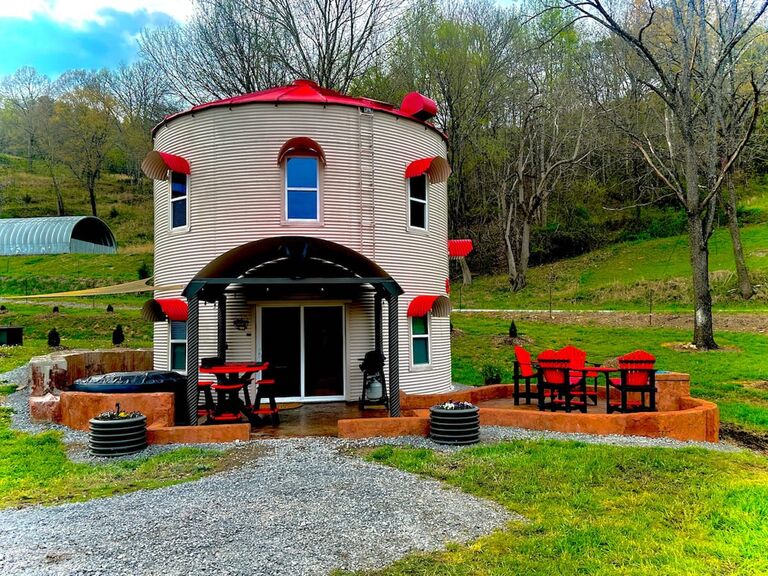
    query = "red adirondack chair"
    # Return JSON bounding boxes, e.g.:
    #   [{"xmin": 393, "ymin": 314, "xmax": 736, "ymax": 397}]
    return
[
  {"xmin": 558, "ymin": 345, "xmax": 600, "ymax": 405},
  {"xmin": 607, "ymin": 350, "xmax": 657, "ymax": 413},
  {"xmin": 513, "ymin": 346, "xmax": 537, "ymax": 405},
  {"xmin": 537, "ymin": 349, "xmax": 588, "ymax": 413}
]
